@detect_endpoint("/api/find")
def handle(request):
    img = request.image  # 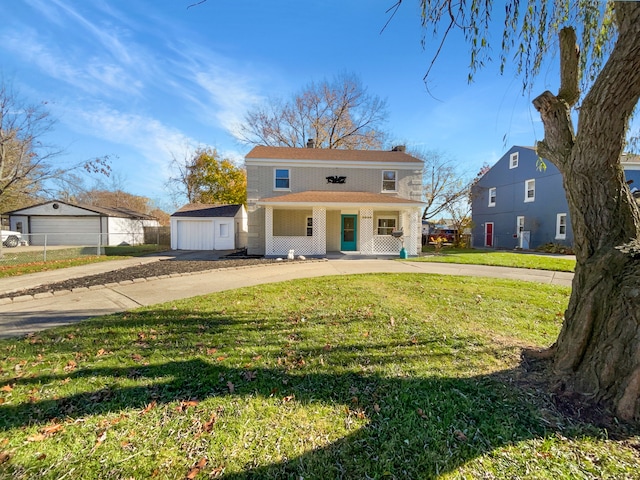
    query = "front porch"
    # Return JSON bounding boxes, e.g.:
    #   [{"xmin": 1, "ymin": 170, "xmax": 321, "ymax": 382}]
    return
[{"xmin": 263, "ymin": 205, "xmax": 422, "ymax": 257}]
